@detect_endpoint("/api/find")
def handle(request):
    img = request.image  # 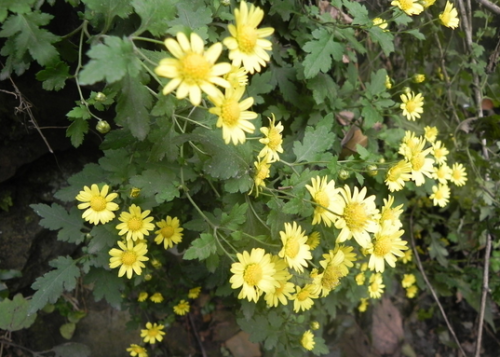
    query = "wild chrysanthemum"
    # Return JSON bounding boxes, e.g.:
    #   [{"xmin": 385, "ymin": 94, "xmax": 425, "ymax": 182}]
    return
[
  {"xmin": 155, "ymin": 32, "xmax": 231, "ymax": 106},
  {"xmin": 224, "ymin": 65, "xmax": 248, "ymax": 89},
  {"xmin": 450, "ymin": 163, "xmax": 467, "ymax": 186},
  {"xmin": 399, "ymin": 131, "xmax": 425, "ymax": 159},
  {"xmin": 368, "ymin": 273, "xmax": 385, "ymax": 299},
  {"xmin": 141, "ymin": 322, "xmax": 165, "ymax": 344},
  {"xmin": 316, "ymin": 249, "xmax": 347, "ymax": 296},
  {"xmin": 385, "ymin": 160, "xmax": 412, "ymax": 192},
  {"xmin": 439, "ymin": 1, "xmax": 460, "ymax": 29},
  {"xmin": 265, "ymin": 280, "xmax": 295, "ymax": 307},
  {"xmin": 116, "ymin": 204, "xmax": 155, "ymax": 241},
  {"xmin": 401, "ymin": 249, "xmax": 412, "ymax": 264},
  {"xmin": 391, "ymin": 0, "xmax": 424, "ymax": 15},
  {"xmin": 306, "ymin": 232, "xmax": 321, "ymax": 250},
  {"xmin": 373, "ymin": 17, "xmax": 388, "ymax": 31},
  {"xmin": 433, "ymin": 164, "xmax": 452, "ymax": 184},
  {"xmin": 358, "ymin": 298, "xmax": 369, "ymax": 312},
  {"xmin": 380, "ymin": 195, "xmax": 404, "ymax": 228},
  {"xmin": 188, "ymin": 287, "xmax": 201, "ymax": 299},
  {"xmin": 138, "ymin": 292, "xmax": 148, "ymax": 302},
  {"xmin": 173, "ymin": 300, "xmax": 190, "ymax": 315},
  {"xmin": 385, "ymin": 75, "xmax": 392, "ymax": 89},
  {"xmin": 301, "ymin": 330, "xmax": 315, "ymax": 351},
  {"xmin": 127, "ymin": 344, "xmax": 148, "ymax": 357},
  {"xmin": 410, "ymin": 149, "xmax": 435, "ymax": 186},
  {"xmin": 154, "ymin": 216, "xmax": 184, "ymax": 249},
  {"xmin": 355, "ymin": 272, "xmax": 366, "ymax": 285},
  {"xmin": 150, "ymin": 292, "xmax": 163, "ymax": 303},
  {"xmin": 278, "ymin": 222, "xmax": 312, "ymax": 273},
  {"xmin": 292, "ymin": 284, "xmax": 319, "ymax": 313},
  {"xmin": 229, "ymin": 248, "xmax": 278, "ymax": 302},
  {"xmin": 402, "ymin": 274, "xmax": 416, "ymax": 288},
  {"xmin": 109, "ymin": 241, "xmax": 149, "ymax": 279},
  {"xmin": 259, "ymin": 114, "xmax": 284, "ymax": 162},
  {"xmin": 223, "ymin": 1, "xmax": 274, "ymax": 74},
  {"xmin": 332, "ymin": 245, "xmax": 357, "ymax": 269},
  {"xmin": 432, "ymin": 141, "xmax": 449, "ymax": 165},
  {"xmin": 400, "ymin": 92, "xmax": 424, "ymax": 121},
  {"xmin": 430, "ymin": 183, "xmax": 450, "ymax": 207},
  {"xmin": 251, "ymin": 154, "xmax": 272, "ymax": 196},
  {"xmin": 406, "ymin": 285, "xmax": 418, "ymax": 298},
  {"xmin": 368, "ymin": 223, "xmax": 408, "ymax": 272},
  {"xmin": 423, "ymin": 0, "xmax": 437, "ymax": 7},
  {"xmin": 76, "ymin": 184, "xmax": 119, "ymax": 225},
  {"xmin": 413, "ymin": 74, "xmax": 425, "ymax": 83},
  {"xmin": 306, "ymin": 176, "xmax": 341, "ymax": 227},
  {"xmin": 209, "ymin": 86, "xmax": 256, "ymax": 145},
  {"xmin": 424, "ymin": 126, "xmax": 438, "ymax": 143},
  {"xmin": 334, "ymin": 185, "xmax": 380, "ymax": 249}
]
